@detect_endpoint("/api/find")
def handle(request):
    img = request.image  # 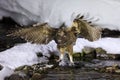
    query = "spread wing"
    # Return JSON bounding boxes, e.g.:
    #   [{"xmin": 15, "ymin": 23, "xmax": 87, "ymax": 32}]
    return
[
  {"xmin": 74, "ymin": 19, "xmax": 102, "ymax": 41},
  {"xmin": 79, "ymin": 20, "xmax": 102, "ymax": 41},
  {"xmin": 8, "ymin": 23, "xmax": 56, "ymax": 44}
]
